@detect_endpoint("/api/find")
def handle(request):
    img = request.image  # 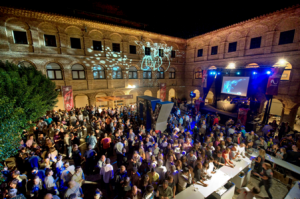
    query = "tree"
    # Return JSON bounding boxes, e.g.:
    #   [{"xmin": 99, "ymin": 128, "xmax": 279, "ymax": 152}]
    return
[{"xmin": 0, "ymin": 61, "xmax": 58, "ymax": 181}]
